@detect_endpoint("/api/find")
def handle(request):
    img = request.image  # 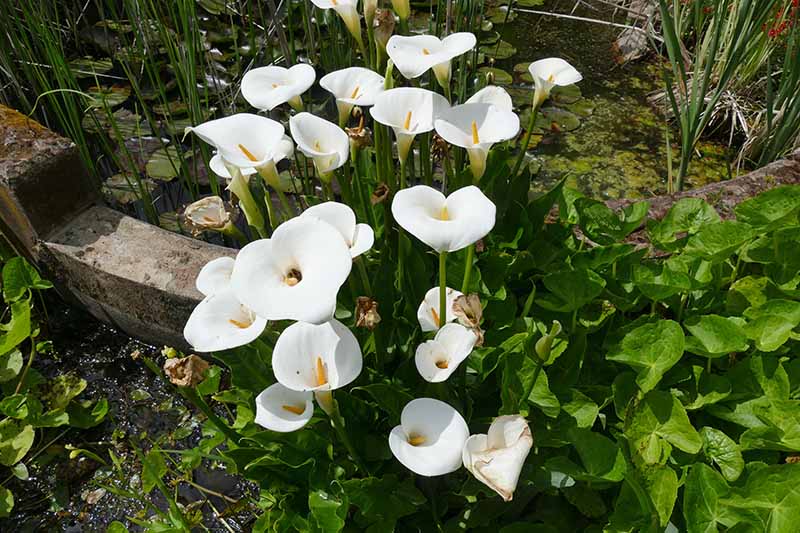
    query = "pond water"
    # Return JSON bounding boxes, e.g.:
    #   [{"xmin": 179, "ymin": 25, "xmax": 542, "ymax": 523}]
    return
[{"xmin": 493, "ymin": 0, "xmax": 735, "ymax": 199}]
